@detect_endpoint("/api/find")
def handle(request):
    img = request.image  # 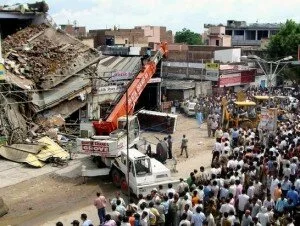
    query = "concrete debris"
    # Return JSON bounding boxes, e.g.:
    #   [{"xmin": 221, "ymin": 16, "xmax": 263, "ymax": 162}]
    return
[
  {"xmin": 0, "ymin": 15, "xmax": 101, "ymax": 168},
  {"xmin": 3, "ymin": 25, "xmax": 79, "ymax": 86},
  {"xmin": 3, "ymin": 24, "xmax": 100, "ymax": 89},
  {"xmin": 0, "ymin": 136, "xmax": 69, "ymax": 168},
  {"xmin": 0, "ymin": 1, "xmax": 49, "ymax": 13},
  {"xmin": 47, "ymin": 115, "xmax": 65, "ymax": 127},
  {"xmin": 0, "ymin": 145, "xmax": 45, "ymax": 168}
]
